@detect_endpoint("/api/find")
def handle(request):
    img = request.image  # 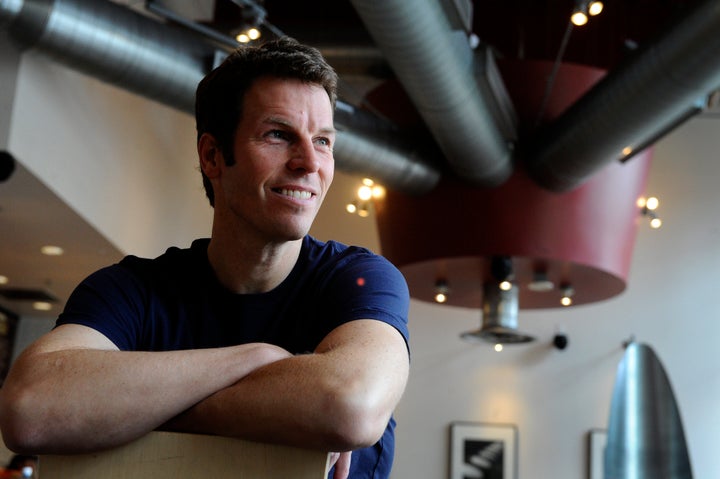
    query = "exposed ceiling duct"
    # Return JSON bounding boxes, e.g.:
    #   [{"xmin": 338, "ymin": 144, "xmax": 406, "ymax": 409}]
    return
[
  {"xmin": 0, "ymin": 0, "xmax": 441, "ymax": 194},
  {"xmin": 0, "ymin": 0, "xmax": 209, "ymax": 113},
  {"xmin": 349, "ymin": 0, "xmax": 515, "ymax": 188},
  {"xmin": 350, "ymin": 0, "xmax": 720, "ymax": 193},
  {"xmin": 525, "ymin": 0, "xmax": 720, "ymax": 192},
  {"xmin": 3, "ymin": 0, "xmax": 720, "ymax": 195}
]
